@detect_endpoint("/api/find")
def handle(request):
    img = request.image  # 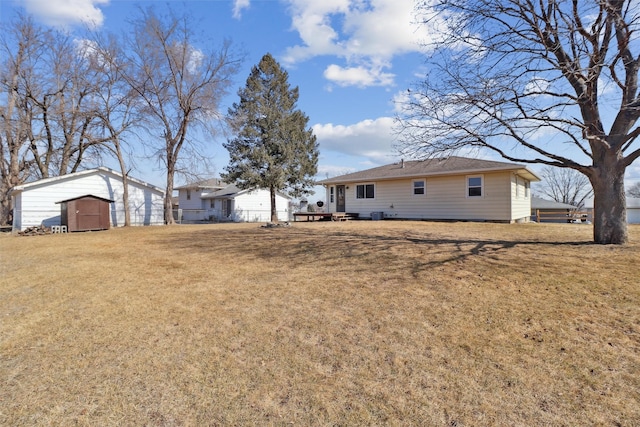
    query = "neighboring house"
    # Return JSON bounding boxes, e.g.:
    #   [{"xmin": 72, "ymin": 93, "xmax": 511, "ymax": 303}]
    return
[
  {"xmin": 628, "ymin": 198, "xmax": 640, "ymax": 224},
  {"xmin": 11, "ymin": 167, "xmax": 165, "ymax": 231},
  {"xmin": 530, "ymin": 196, "xmax": 581, "ymax": 223},
  {"xmin": 175, "ymin": 179, "xmax": 291, "ymax": 223},
  {"xmin": 317, "ymin": 156, "xmax": 541, "ymax": 222},
  {"xmin": 583, "ymin": 198, "xmax": 640, "ymax": 224}
]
